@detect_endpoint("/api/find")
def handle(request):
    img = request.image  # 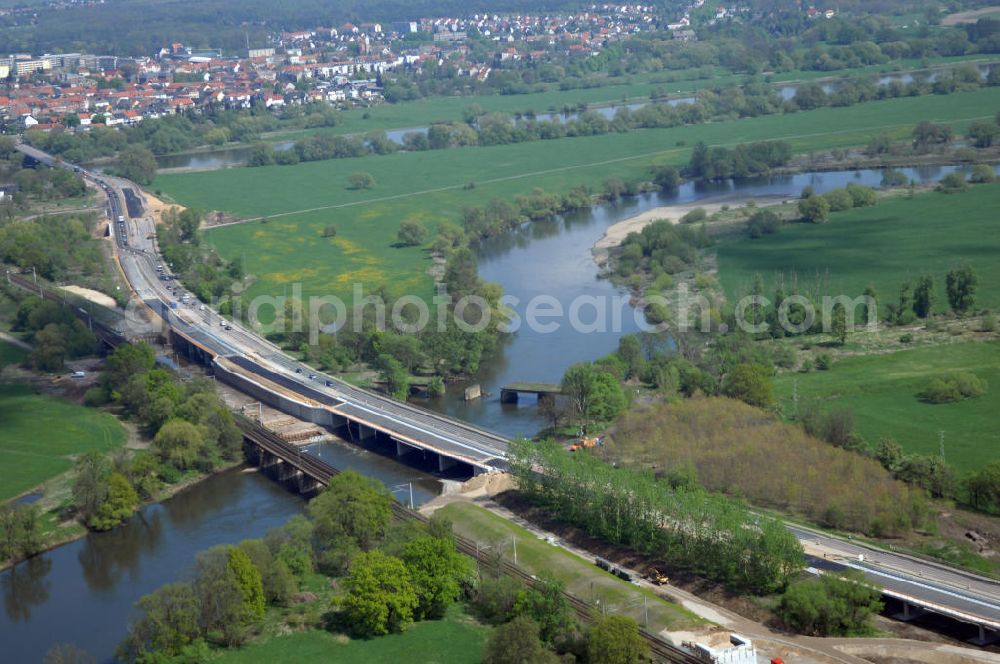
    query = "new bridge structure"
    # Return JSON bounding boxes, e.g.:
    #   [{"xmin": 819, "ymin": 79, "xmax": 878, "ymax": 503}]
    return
[
  {"xmin": 14, "ymin": 142, "xmax": 1000, "ymax": 647},
  {"xmin": 15, "ymin": 141, "xmax": 509, "ymax": 477}
]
